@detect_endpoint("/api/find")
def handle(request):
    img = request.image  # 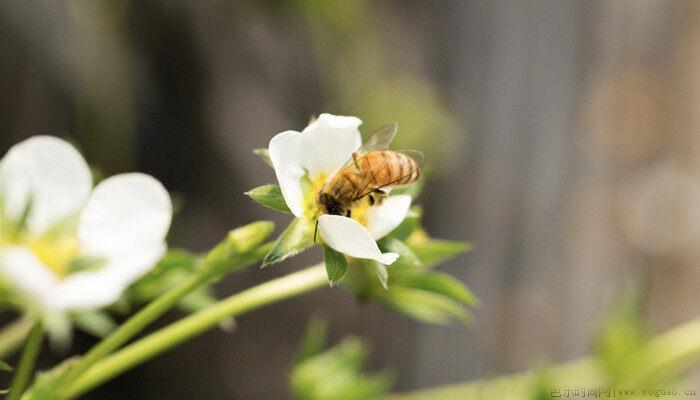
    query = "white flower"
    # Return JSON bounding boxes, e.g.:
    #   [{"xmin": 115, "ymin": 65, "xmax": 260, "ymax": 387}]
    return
[
  {"xmin": 0, "ymin": 136, "xmax": 172, "ymax": 314},
  {"xmin": 268, "ymin": 113, "xmax": 412, "ymax": 265}
]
